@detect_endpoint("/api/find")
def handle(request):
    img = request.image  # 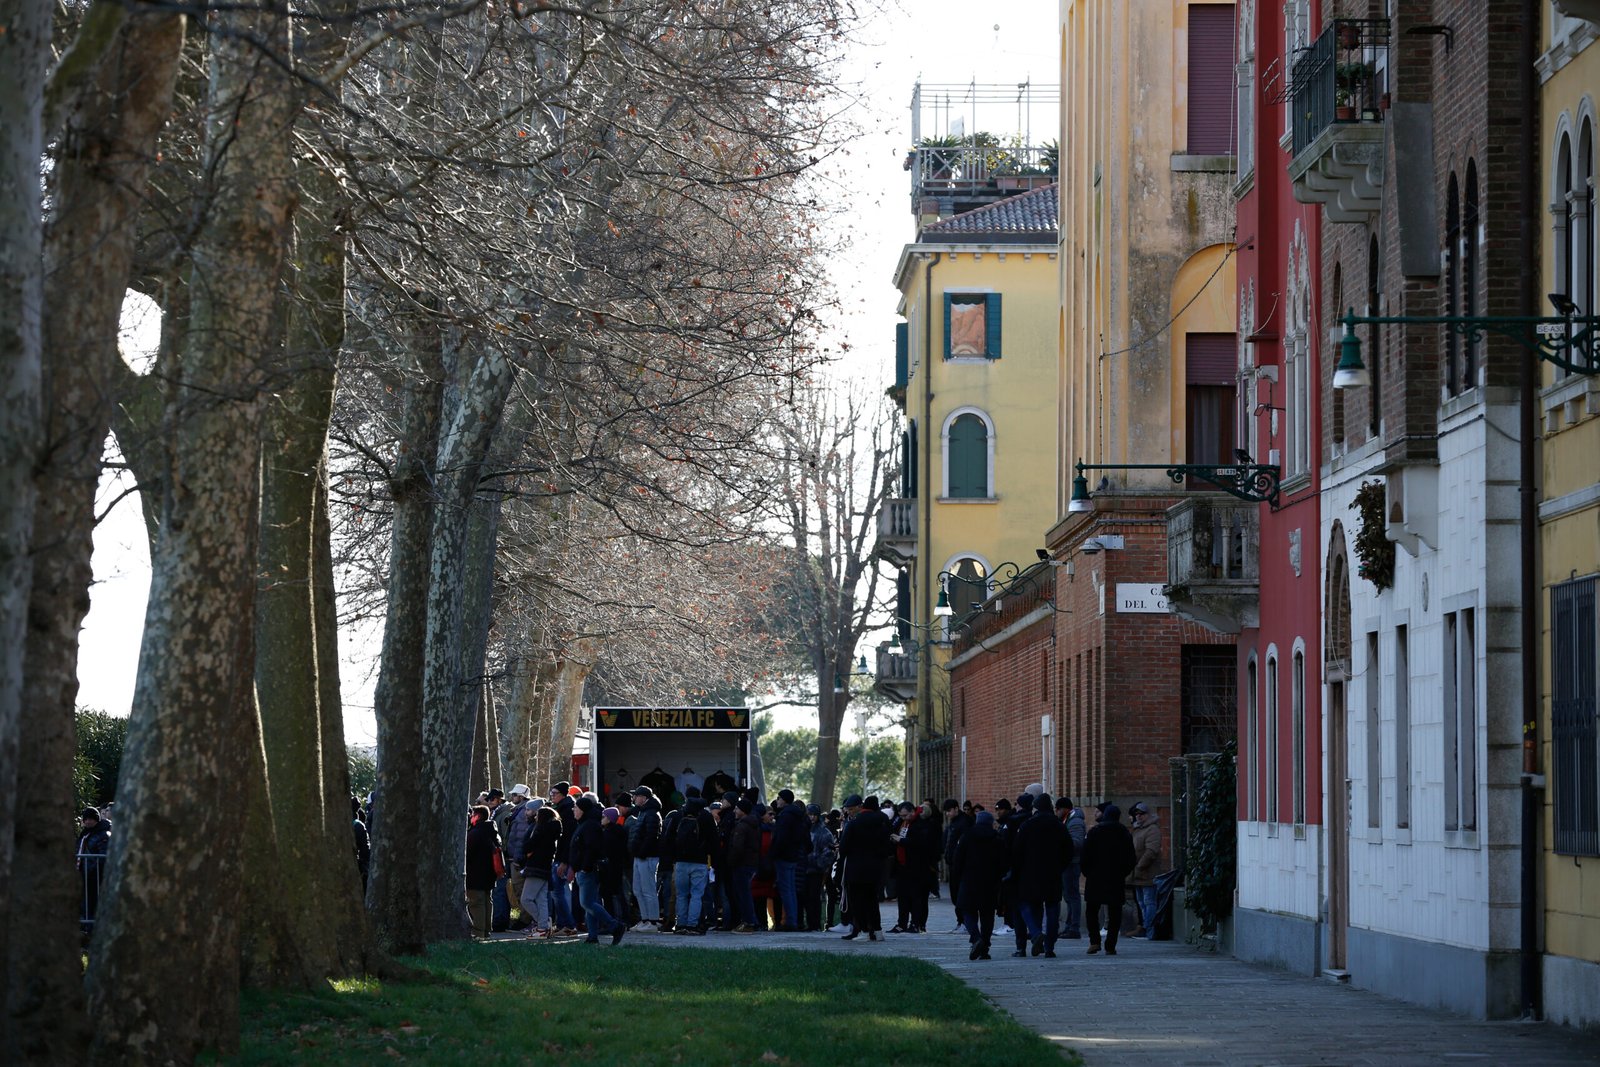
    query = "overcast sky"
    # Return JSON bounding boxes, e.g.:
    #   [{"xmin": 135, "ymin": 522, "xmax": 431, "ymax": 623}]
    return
[{"xmin": 78, "ymin": 2, "xmax": 1061, "ymax": 744}]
